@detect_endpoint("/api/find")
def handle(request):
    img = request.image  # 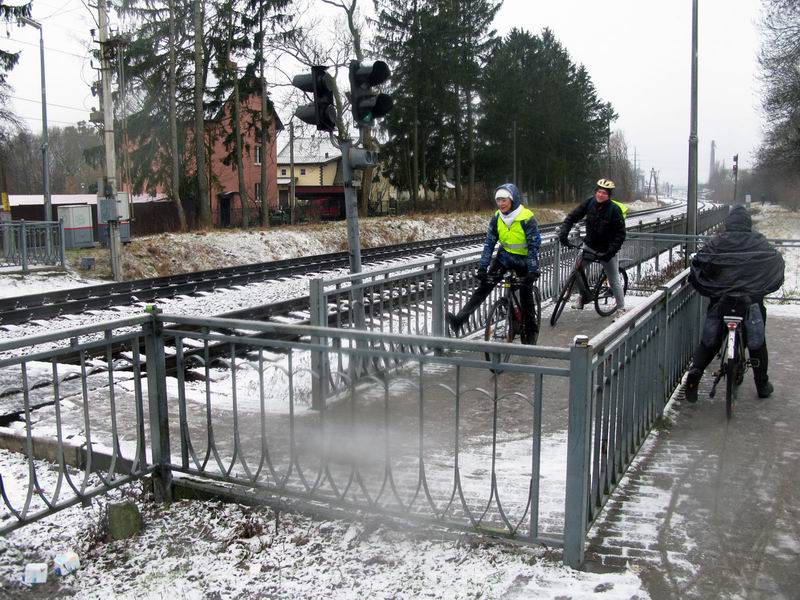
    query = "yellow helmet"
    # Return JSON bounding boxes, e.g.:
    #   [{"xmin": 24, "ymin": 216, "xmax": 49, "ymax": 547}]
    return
[{"xmin": 596, "ymin": 178, "xmax": 615, "ymax": 191}]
